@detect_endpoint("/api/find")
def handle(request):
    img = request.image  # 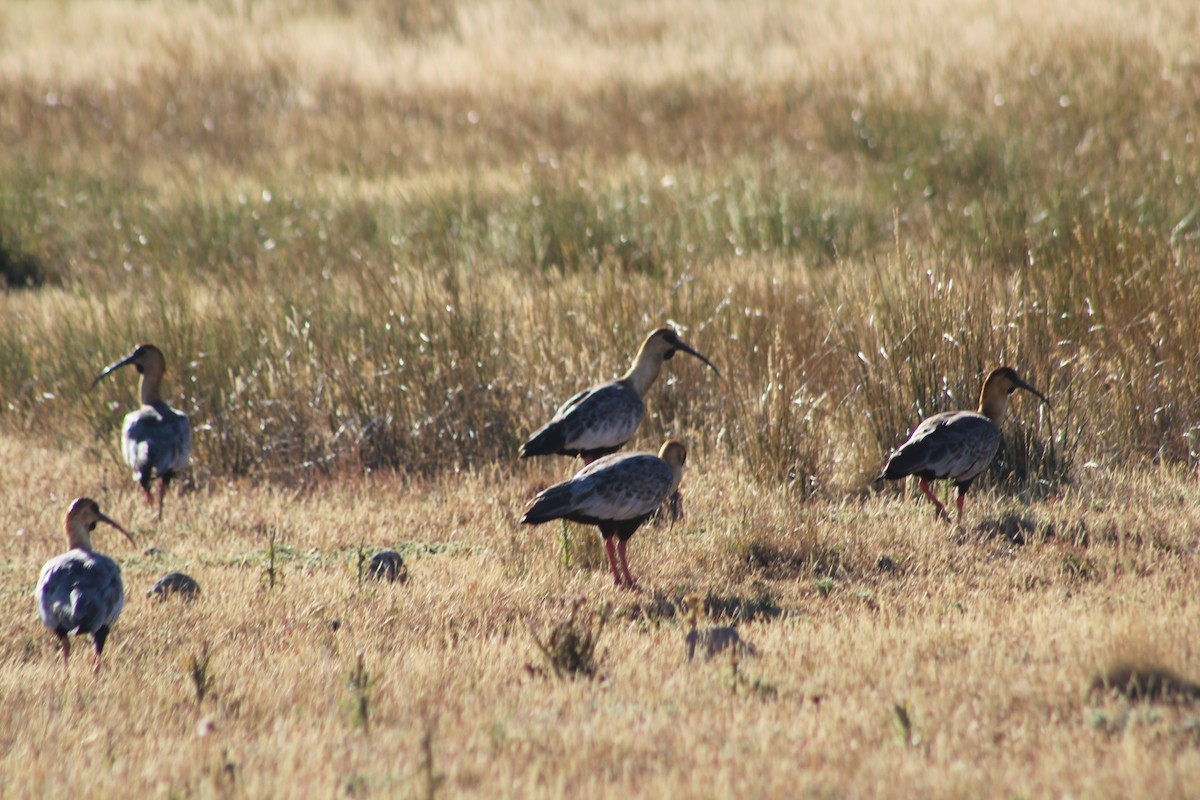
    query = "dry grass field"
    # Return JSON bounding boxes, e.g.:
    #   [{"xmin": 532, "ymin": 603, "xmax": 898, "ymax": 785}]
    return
[{"xmin": 2, "ymin": 0, "xmax": 1200, "ymax": 796}]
